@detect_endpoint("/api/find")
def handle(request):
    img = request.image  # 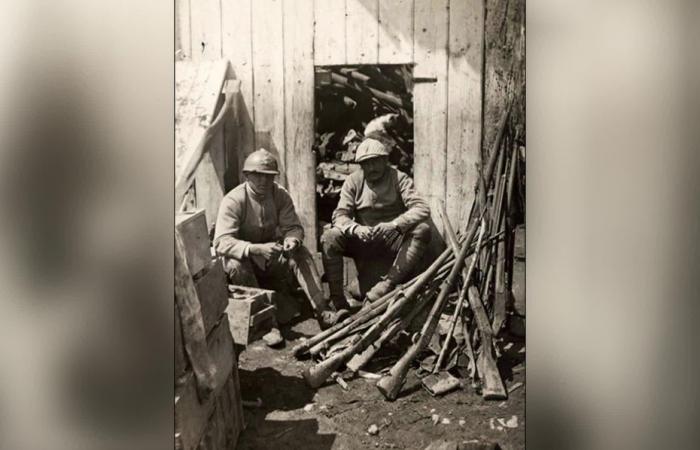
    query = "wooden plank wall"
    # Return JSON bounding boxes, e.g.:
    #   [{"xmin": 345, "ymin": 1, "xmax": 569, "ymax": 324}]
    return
[{"xmin": 176, "ymin": 0, "xmax": 487, "ymax": 249}]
